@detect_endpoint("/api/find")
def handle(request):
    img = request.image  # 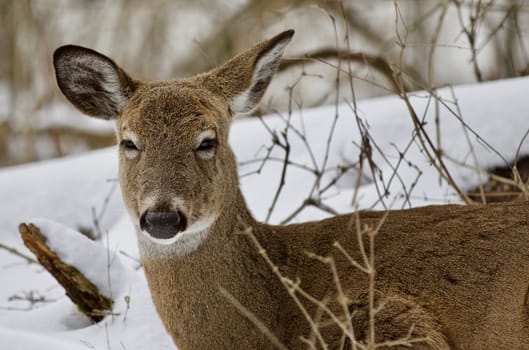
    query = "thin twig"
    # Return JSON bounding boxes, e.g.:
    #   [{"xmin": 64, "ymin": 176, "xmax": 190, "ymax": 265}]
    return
[
  {"xmin": 0, "ymin": 243, "xmax": 38, "ymax": 265},
  {"xmin": 280, "ymin": 50, "xmax": 412, "ymax": 93}
]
